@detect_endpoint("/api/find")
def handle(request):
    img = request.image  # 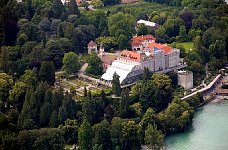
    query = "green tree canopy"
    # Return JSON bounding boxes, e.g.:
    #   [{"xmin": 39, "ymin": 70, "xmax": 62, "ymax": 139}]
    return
[
  {"xmin": 144, "ymin": 124, "xmax": 164, "ymax": 150},
  {"xmin": 137, "ymin": 24, "xmax": 149, "ymax": 36},
  {"xmin": 39, "ymin": 61, "xmax": 55, "ymax": 86},
  {"xmin": 78, "ymin": 119, "xmax": 92, "ymax": 150},
  {"xmin": 108, "ymin": 12, "xmax": 135, "ymax": 39},
  {"xmin": 86, "ymin": 52, "xmax": 103, "ymax": 75},
  {"xmin": 62, "ymin": 52, "xmax": 80, "ymax": 74},
  {"xmin": 122, "ymin": 121, "xmax": 141, "ymax": 150},
  {"xmin": 111, "ymin": 72, "xmax": 121, "ymax": 96}
]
